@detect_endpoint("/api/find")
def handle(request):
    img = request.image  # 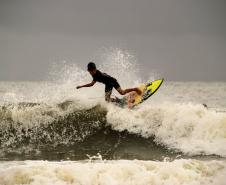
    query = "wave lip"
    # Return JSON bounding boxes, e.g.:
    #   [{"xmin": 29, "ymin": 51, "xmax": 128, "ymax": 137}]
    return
[
  {"xmin": 0, "ymin": 103, "xmax": 107, "ymax": 149},
  {"xmin": 0, "ymin": 159, "xmax": 225, "ymax": 185}
]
